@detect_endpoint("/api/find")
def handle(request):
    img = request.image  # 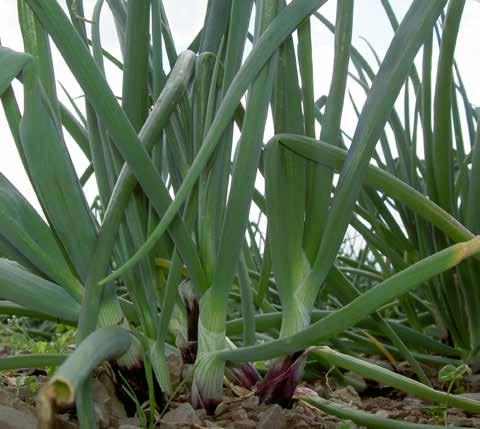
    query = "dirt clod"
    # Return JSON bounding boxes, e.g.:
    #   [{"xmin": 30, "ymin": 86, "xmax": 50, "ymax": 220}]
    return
[
  {"xmin": 0, "ymin": 404, "xmax": 36, "ymax": 429},
  {"xmin": 331, "ymin": 386, "xmax": 362, "ymax": 407},
  {"xmin": 257, "ymin": 403, "xmax": 285, "ymax": 429},
  {"xmin": 161, "ymin": 402, "xmax": 202, "ymax": 427},
  {"xmin": 93, "ymin": 376, "xmax": 127, "ymax": 428}
]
